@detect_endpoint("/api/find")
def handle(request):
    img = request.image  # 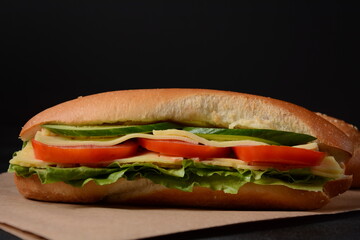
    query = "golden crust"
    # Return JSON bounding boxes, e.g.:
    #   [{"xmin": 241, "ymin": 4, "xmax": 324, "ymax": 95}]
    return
[
  {"xmin": 317, "ymin": 113, "xmax": 360, "ymax": 188},
  {"xmin": 14, "ymin": 174, "xmax": 352, "ymax": 210},
  {"xmin": 20, "ymin": 89, "xmax": 353, "ymax": 159}
]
